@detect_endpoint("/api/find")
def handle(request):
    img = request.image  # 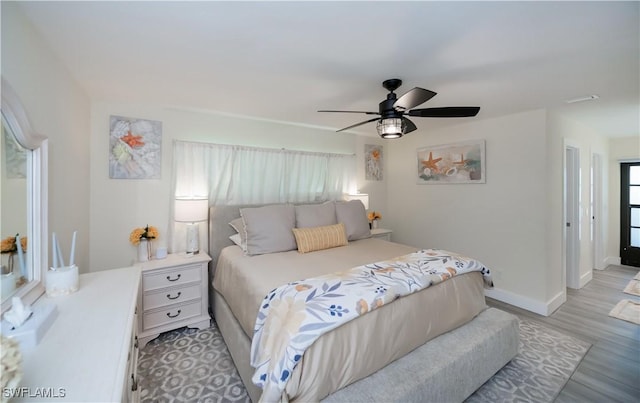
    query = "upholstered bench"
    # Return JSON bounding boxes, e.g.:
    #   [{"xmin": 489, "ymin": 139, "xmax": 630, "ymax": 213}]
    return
[{"xmin": 322, "ymin": 307, "xmax": 520, "ymax": 402}]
